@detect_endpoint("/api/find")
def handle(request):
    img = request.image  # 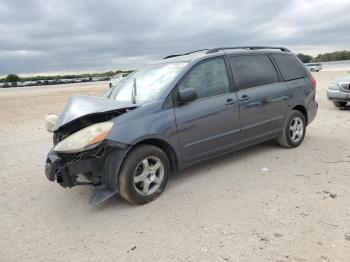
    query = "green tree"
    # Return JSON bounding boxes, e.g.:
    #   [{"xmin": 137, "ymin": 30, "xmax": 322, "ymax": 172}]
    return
[
  {"xmin": 6, "ymin": 74, "xmax": 20, "ymax": 82},
  {"xmin": 296, "ymin": 53, "xmax": 313, "ymax": 63},
  {"xmin": 105, "ymin": 71, "xmax": 115, "ymax": 77}
]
